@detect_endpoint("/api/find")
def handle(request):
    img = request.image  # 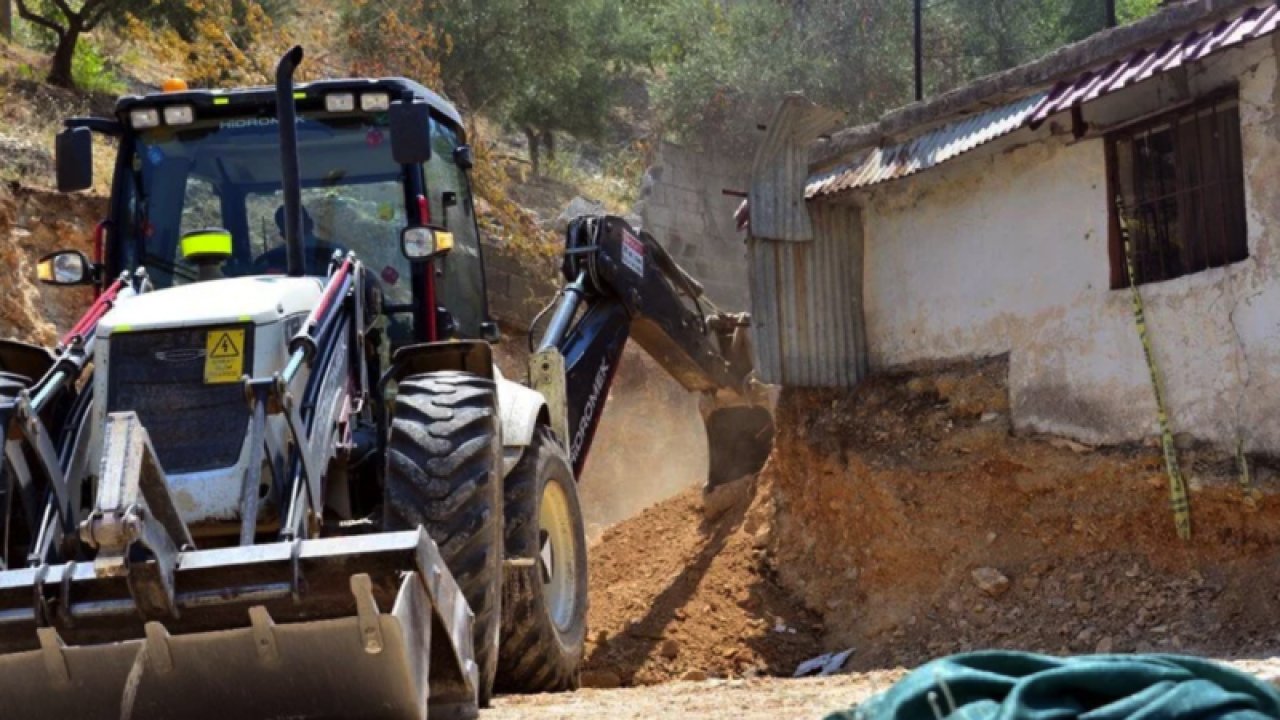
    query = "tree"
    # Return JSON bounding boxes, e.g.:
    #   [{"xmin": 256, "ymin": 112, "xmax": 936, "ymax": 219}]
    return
[
  {"xmin": 349, "ymin": 0, "xmax": 645, "ymax": 174},
  {"xmin": 120, "ymin": 0, "xmax": 294, "ymax": 86},
  {"xmin": 17, "ymin": 0, "xmax": 119, "ymax": 87}
]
